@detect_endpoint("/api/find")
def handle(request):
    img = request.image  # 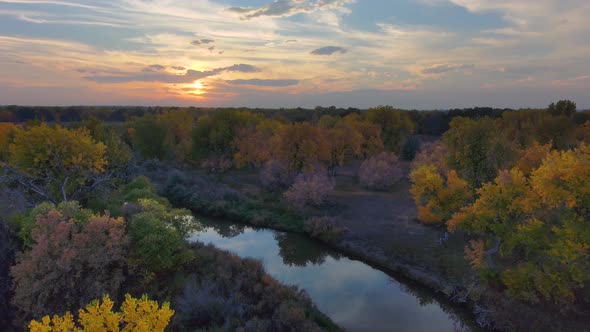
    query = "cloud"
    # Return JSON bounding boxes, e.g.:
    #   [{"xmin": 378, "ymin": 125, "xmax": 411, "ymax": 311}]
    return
[
  {"xmin": 227, "ymin": 79, "xmax": 300, "ymax": 87},
  {"xmin": 85, "ymin": 64, "xmax": 260, "ymax": 84},
  {"xmin": 142, "ymin": 64, "xmax": 166, "ymax": 72},
  {"xmin": 421, "ymin": 63, "xmax": 473, "ymax": 75},
  {"xmin": 191, "ymin": 38, "xmax": 215, "ymax": 46},
  {"xmin": 311, "ymin": 46, "xmax": 347, "ymax": 55},
  {"xmin": 227, "ymin": 0, "xmax": 353, "ymax": 20}
]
